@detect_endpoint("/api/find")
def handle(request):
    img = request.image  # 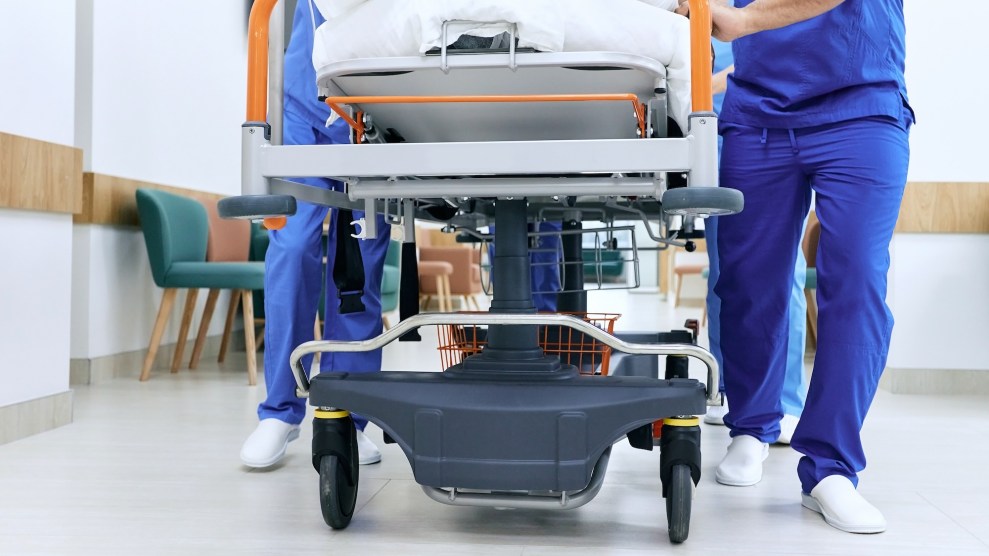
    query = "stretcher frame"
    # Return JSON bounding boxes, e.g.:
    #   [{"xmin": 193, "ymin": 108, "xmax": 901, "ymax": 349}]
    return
[{"xmin": 235, "ymin": 0, "xmax": 735, "ymax": 544}]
